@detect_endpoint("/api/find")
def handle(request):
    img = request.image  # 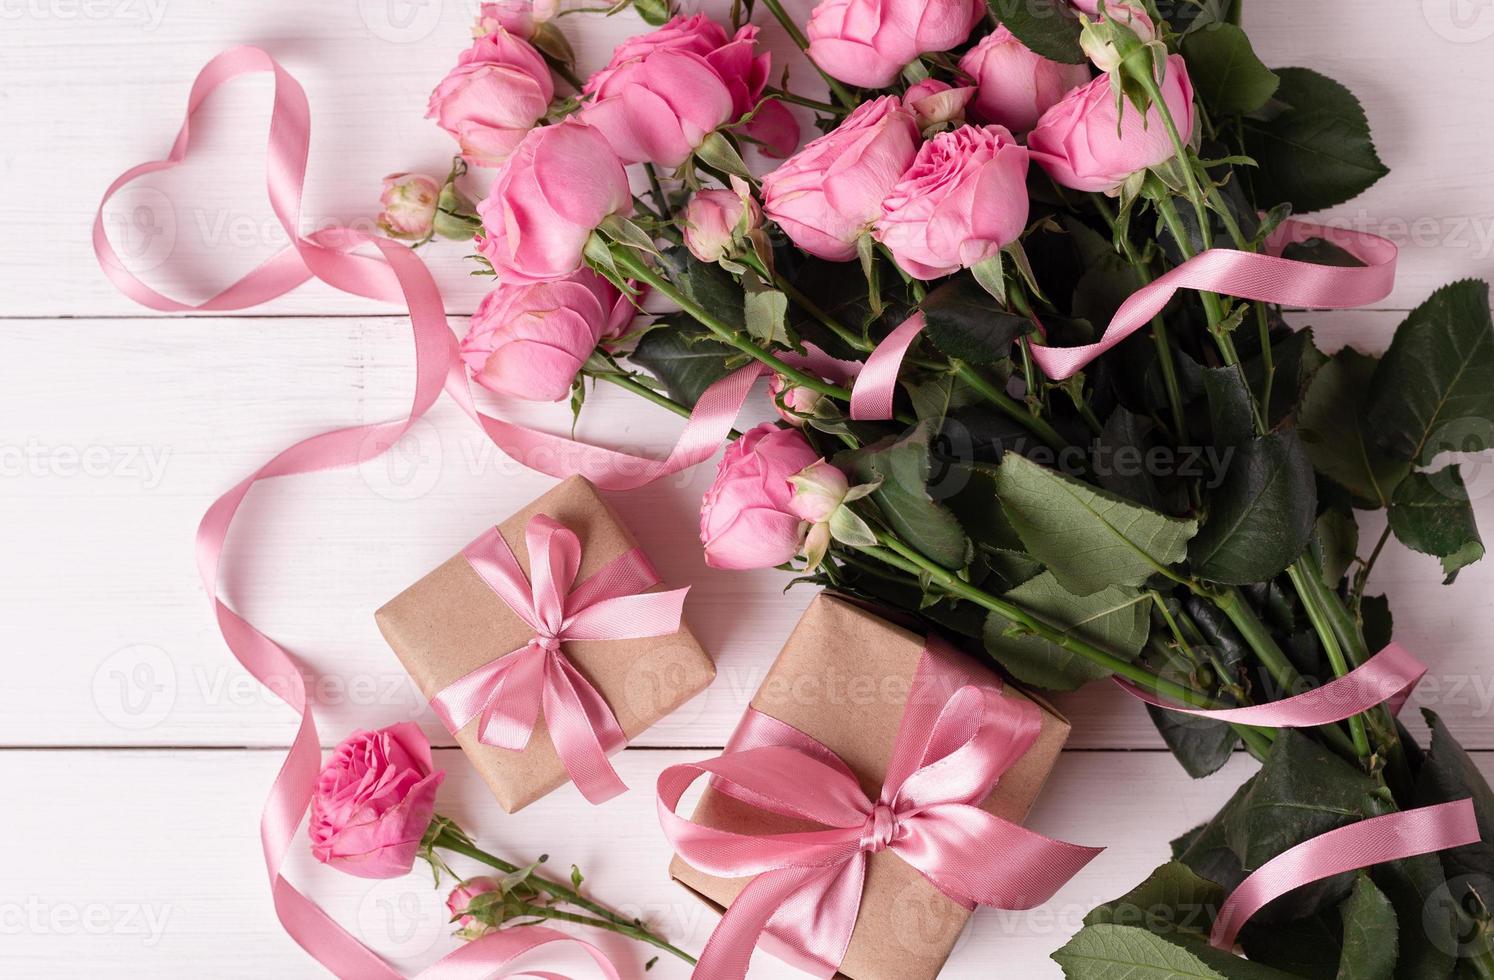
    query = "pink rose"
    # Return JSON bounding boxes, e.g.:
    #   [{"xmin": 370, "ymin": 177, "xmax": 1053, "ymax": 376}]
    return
[
  {"xmin": 1028, "ymin": 54, "xmax": 1195, "ymax": 193},
  {"xmin": 700, "ymin": 423, "xmax": 820, "ymax": 570},
  {"xmin": 461, "ymin": 268, "xmax": 634, "ymax": 401},
  {"xmin": 472, "ymin": 0, "xmax": 557, "ymax": 40},
  {"xmin": 767, "ymin": 373, "xmax": 826, "ymax": 426},
  {"xmin": 447, "ymin": 877, "xmax": 501, "ymax": 940},
  {"xmin": 683, "ymin": 182, "xmax": 761, "ymax": 263},
  {"xmin": 957, "ymin": 26, "xmax": 1092, "ymax": 134},
  {"xmin": 584, "ymin": 13, "xmax": 730, "ymax": 92},
  {"xmin": 1078, "ymin": 2, "xmax": 1157, "ymax": 73},
  {"xmin": 476, "ymin": 119, "xmax": 632, "ymax": 284},
  {"xmin": 806, "ymin": 0, "xmax": 984, "ymax": 88},
  {"xmin": 904, "ymin": 79, "xmax": 975, "ymax": 132},
  {"xmin": 579, "ymin": 49, "xmax": 735, "ymax": 167},
  {"xmin": 309, "ymin": 723, "xmax": 444, "ymax": 880},
  {"xmin": 426, "ymin": 29, "xmax": 554, "ymax": 168},
  {"xmin": 875, "ymin": 124, "xmax": 1030, "ymax": 280},
  {"xmin": 761, "ymin": 96, "xmax": 920, "ymax": 262},
  {"xmin": 377, "ymin": 173, "xmax": 440, "ymax": 239}
]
